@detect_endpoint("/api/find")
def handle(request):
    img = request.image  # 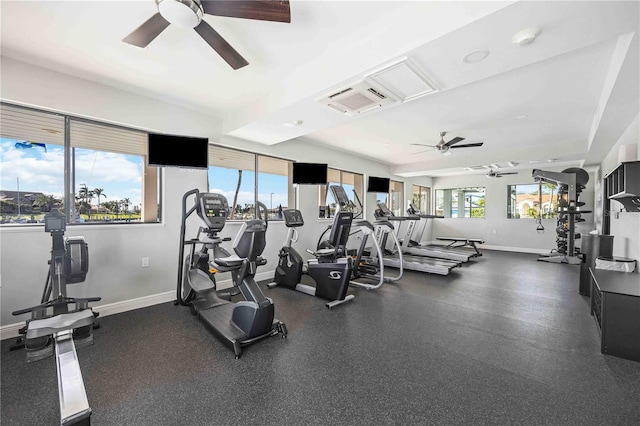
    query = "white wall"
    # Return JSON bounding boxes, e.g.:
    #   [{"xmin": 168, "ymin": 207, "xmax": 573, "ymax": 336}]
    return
[
  {"xmin": 430, "ymin": 169, "xmax": 596, "ymax": 254},
  {"xmin": 0, "ymin": 58, "xmax": 433, "ymax": 331},
  {"xmin": 597, "ymin": 113, "xmax": 640, "ymax": 264}
]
